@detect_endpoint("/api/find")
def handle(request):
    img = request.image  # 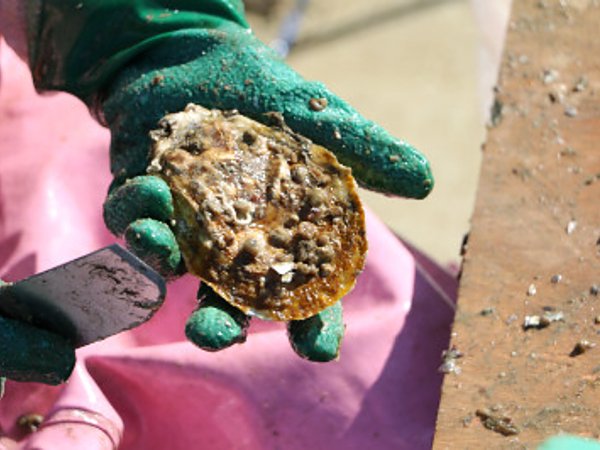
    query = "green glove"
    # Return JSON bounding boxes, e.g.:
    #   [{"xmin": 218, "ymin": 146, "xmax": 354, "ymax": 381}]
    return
[
  {"xmin": 27, "ymin": 0, "xmax": 433, "ymax": 361},
  {"xmin": 0, "ymin": 281, "xmax": 75, "ymax": 385}
]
